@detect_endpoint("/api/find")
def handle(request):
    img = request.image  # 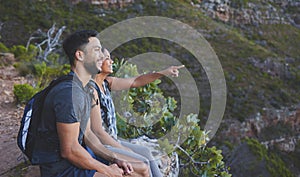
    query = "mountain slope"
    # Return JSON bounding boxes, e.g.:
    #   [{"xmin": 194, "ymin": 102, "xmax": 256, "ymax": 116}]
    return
[{"xmin": 0, "ymin": 0, "xmax": 299, "ymax": 176}]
